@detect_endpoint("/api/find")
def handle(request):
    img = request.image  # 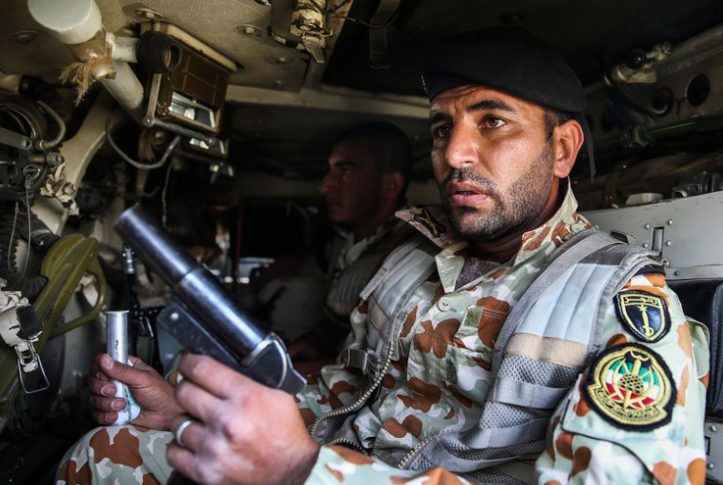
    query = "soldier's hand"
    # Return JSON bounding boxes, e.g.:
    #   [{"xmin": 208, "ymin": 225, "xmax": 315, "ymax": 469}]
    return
[
  {"xmin": 167, "ymin": 354, "xmax": 319, "ymax": 485},
  {"xmin": 88, "ymin": 353, "xmax": 183, "ymax": 430}
]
